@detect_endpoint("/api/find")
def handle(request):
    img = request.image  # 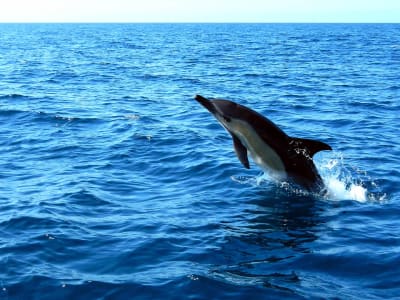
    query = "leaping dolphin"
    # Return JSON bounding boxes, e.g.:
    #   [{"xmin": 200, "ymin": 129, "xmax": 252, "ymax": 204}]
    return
[{"xmin": 195, "ymin": 95, "xmax": 332, "ymax": 192}]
